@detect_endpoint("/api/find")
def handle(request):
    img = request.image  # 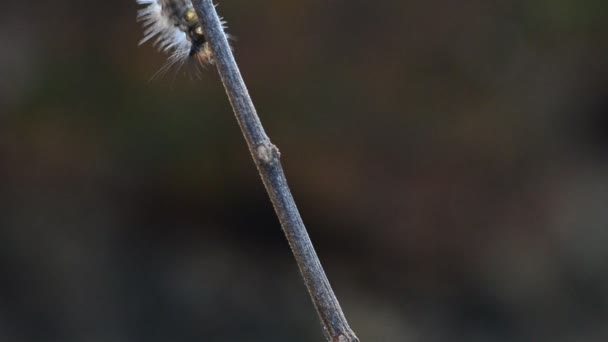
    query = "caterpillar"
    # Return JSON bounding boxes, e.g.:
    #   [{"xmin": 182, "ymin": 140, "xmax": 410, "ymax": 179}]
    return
[{"xmin": 136, "ymin": 0, "xmax": 228, "ymax": 77}]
